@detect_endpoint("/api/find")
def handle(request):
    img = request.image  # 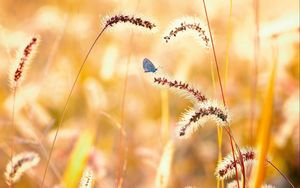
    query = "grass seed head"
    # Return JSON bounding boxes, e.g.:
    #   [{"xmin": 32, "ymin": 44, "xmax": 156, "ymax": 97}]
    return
[{"xmin": 5, "ymin": 151, "xmax": 40, "ymax": 186}]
